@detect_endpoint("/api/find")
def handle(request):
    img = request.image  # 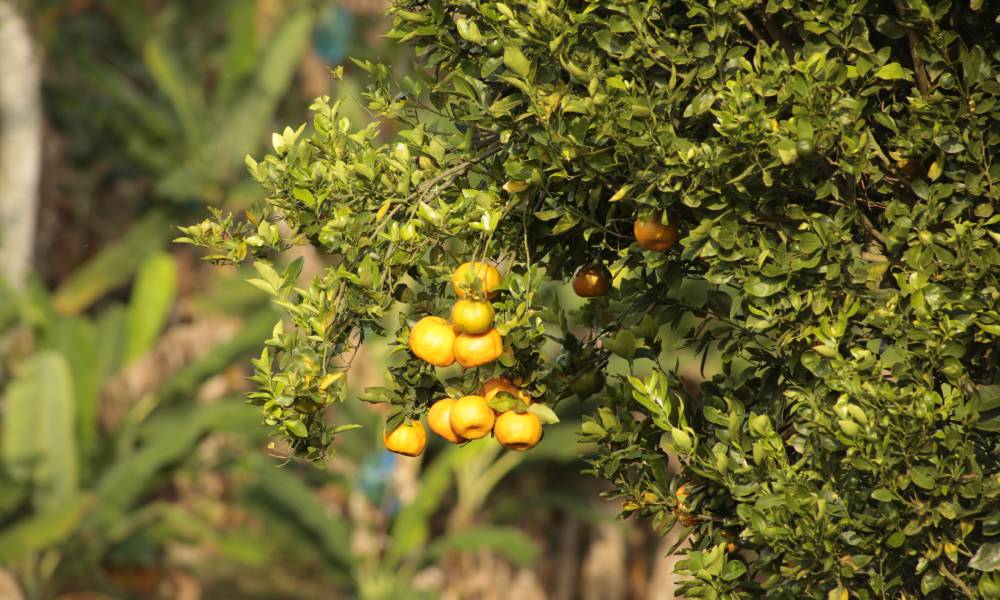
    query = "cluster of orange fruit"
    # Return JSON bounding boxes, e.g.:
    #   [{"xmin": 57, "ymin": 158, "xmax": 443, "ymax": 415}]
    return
[
  {"xmin": 570, "ymin": 211, "xmax": 678, "ymax": 298},
  {"xmin": 384, "ymin": 213, "xmax": 680, "ymax": 458},
  {"xmin": 384, "ymin": 262, "xmax": 543, "ymax": 457},
  {"xmin": 408, "ymin": 261, "xmax": 504, "ymax": 369}
]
